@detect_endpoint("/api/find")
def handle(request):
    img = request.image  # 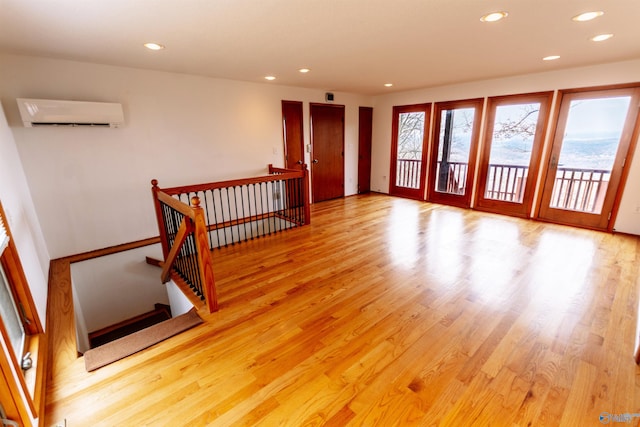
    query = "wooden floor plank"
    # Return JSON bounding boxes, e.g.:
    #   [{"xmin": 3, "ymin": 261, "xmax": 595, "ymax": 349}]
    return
[{"xmin": 44, "ymin": 194, "xmax": 640, "ymax": 426}]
